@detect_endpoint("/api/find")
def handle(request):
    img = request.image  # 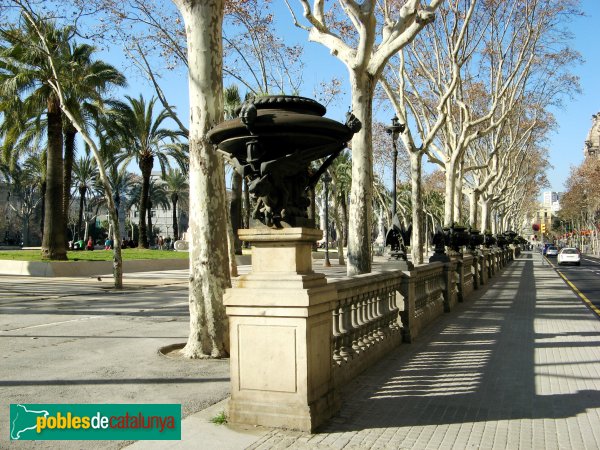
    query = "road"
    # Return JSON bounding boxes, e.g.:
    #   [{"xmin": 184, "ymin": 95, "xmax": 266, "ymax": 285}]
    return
[
  {"xmin": 0, "ymin": 272, "xmax": 230, "ymax": 450},
  {"xmin": 548, "ymin": 254, "xmax": 600, "ymax": 317}
]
